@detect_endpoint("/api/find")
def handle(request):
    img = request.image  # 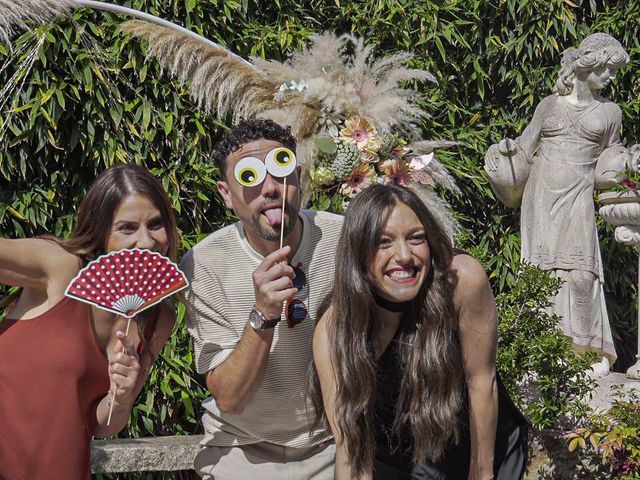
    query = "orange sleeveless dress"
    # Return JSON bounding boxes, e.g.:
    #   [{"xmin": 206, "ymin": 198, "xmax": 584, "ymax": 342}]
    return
[{"xmin": 0, "ymin": 296, "xmax": 110, "ymax": 480}]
